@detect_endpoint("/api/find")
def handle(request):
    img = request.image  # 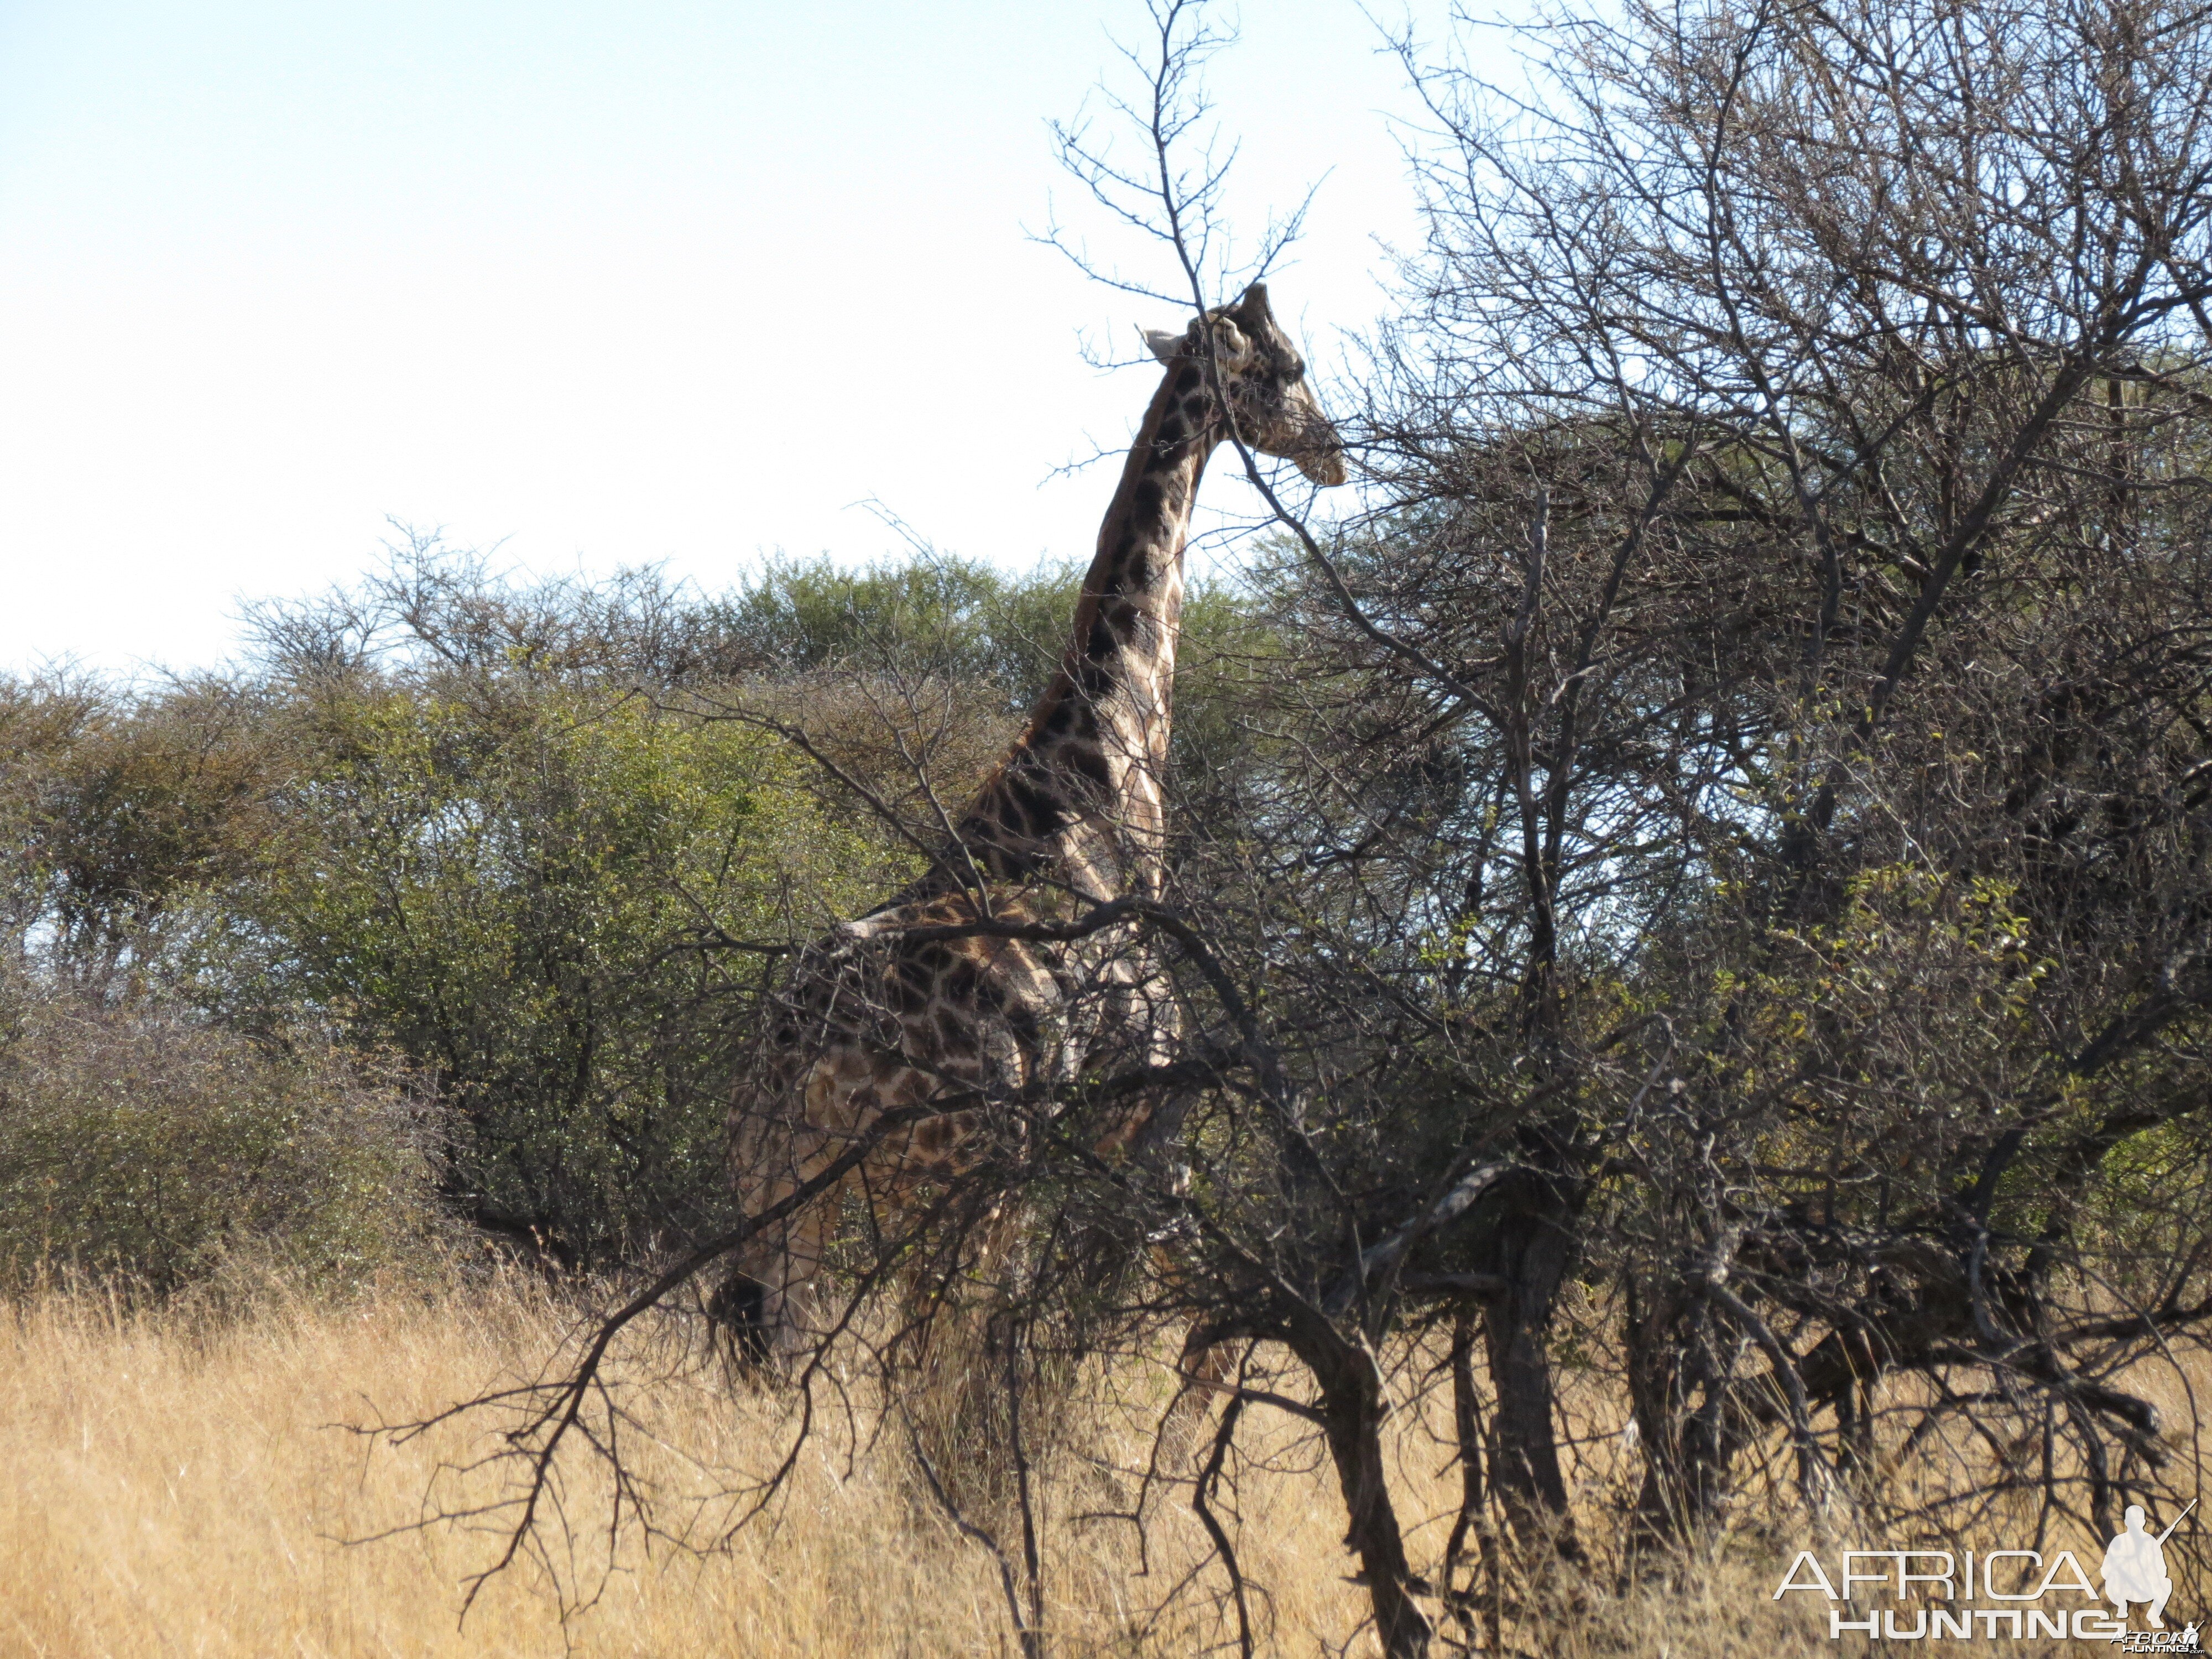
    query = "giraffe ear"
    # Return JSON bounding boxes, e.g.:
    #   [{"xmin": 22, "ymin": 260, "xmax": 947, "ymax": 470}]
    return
[{"xmin": 1143, "ymin": 328, "xmax": 1185, "ymax": 364}]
